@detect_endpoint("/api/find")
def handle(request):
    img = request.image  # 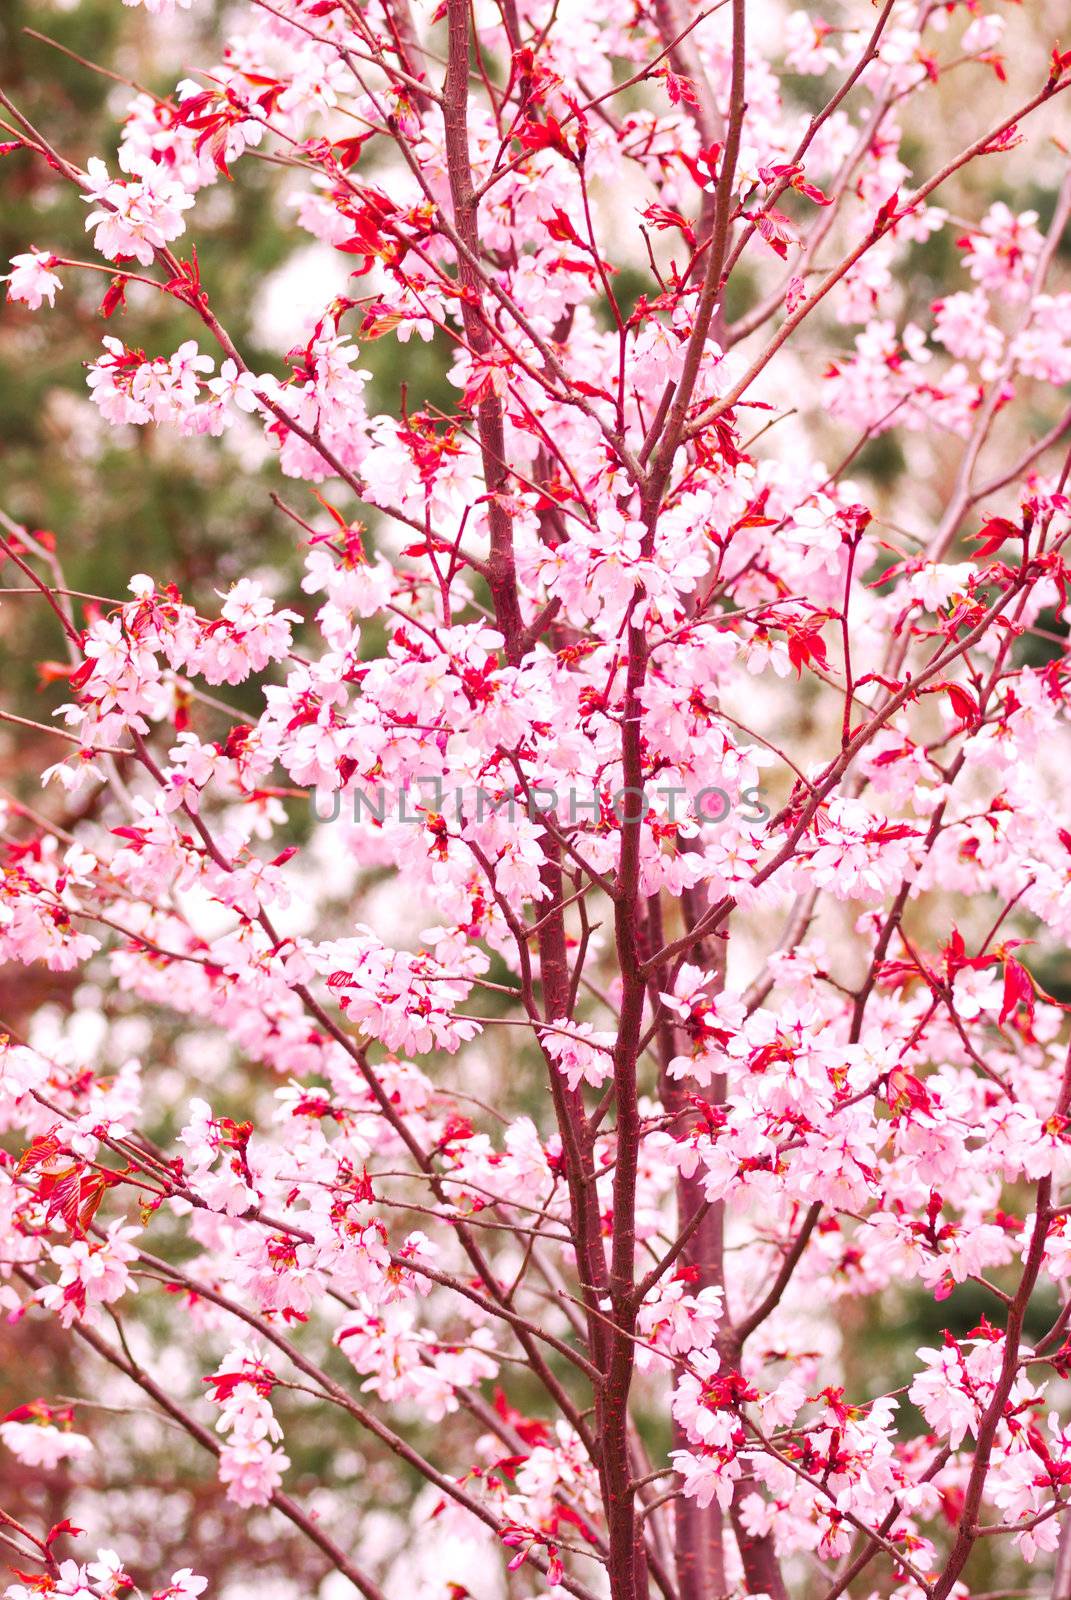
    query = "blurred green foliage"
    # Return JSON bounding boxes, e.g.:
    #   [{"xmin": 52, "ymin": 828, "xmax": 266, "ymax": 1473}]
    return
[
  {"xmin": 1, "ymin": 1, "xmax": 298, "ymax": 708},
  {"xmin": 0, "ymin": 0, "xmax": 456, "ymax": 711}
]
